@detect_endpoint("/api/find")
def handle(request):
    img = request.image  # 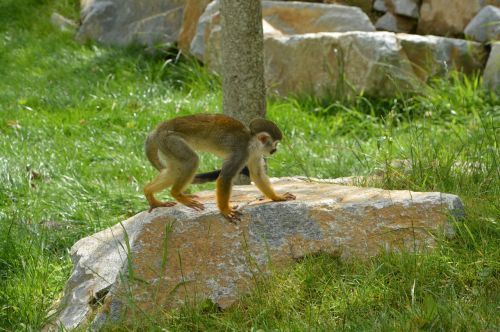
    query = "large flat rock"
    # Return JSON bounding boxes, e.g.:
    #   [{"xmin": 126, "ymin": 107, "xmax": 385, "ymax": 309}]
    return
[{"xmin": 47, "ymin": 178, "xmax": 463, "ymax": 330}]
